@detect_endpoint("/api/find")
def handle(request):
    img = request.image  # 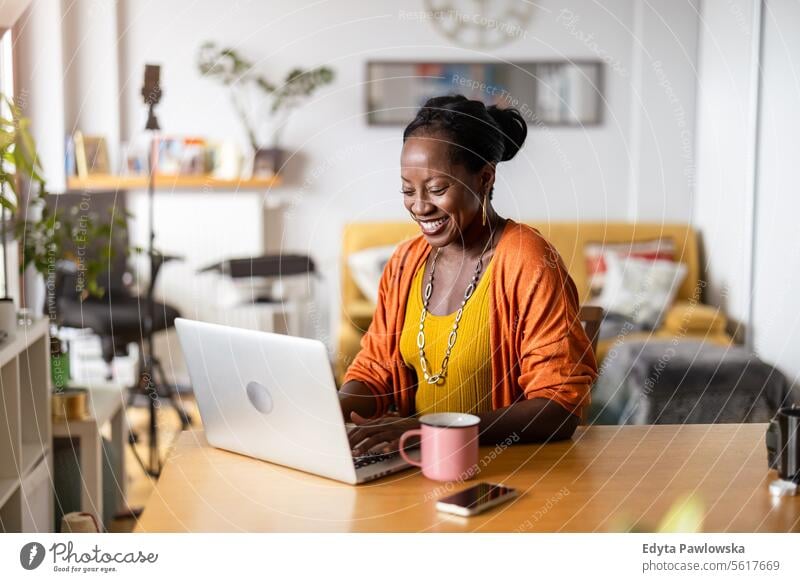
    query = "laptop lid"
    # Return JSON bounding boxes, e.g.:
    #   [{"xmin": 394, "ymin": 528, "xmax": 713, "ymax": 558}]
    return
[{"xmin": 174, "ymin": 318, "xmax": 358, "ymax": 484}]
